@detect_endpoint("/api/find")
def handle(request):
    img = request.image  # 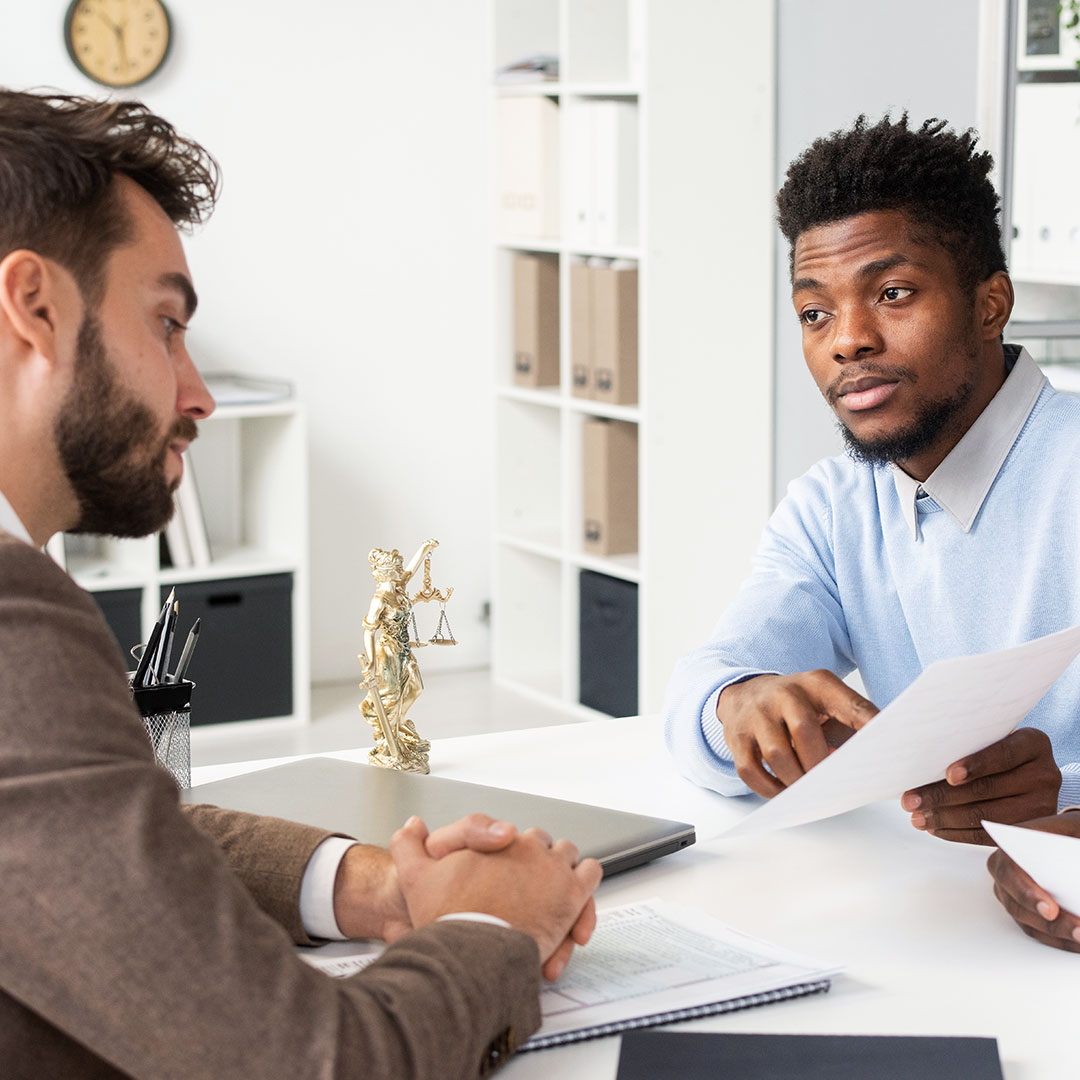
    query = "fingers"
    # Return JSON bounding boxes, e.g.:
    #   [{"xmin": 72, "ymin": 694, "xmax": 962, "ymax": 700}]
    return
[
  {"xmin": 522, "ymin": 826, "xmax": 554, "ymax": 849},
  {"xmin": 542, "ymin": 880, "xmax": 601, "ymax": 981},
  {"xmin": 901, "ymin": 733, "xmax": 1062, "ymax": 841},
  {"xmin": 389, "ymin": 815, "xmax": 432, "ymax": 879},
  {"xmin": 806, "ymin": 670, "xmax": 879, "ymax": 731},
  {"xmin": 731, "ymin": 743, "xmax": 786, "ymax": 799},
  {"xmin": 719, "ymin": 671, "xmax": 879, "ymax": 799},
  {"xmin": 905, "ymin": 789, "xmax": 1051, "ymax": 843},
  {"xmin": 570, "ymin": 896, "xmax": 599, "ymax": 946},
  {"xmin": 945, "ymin": 728, "xmax": 1057, "ymax": 787},
  {"xmin": 905, "ymin": 766, "xmax": 1048, "ymax": 814},
  {"xmin": 424, "ymin": 813, "xmax": 517, "ymax": 859},
  {"xmin": 988, "ymin": 852, "xmax": 1080, "ymax": 951},
  {"xmin": 988, "ymin": 849, "xmax": 1059, "ymax": 923},
  {"xmin": 542, "ymin": 936, "xmax": 576, "ymax": 982}
]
